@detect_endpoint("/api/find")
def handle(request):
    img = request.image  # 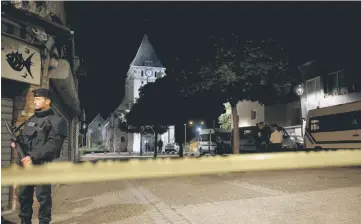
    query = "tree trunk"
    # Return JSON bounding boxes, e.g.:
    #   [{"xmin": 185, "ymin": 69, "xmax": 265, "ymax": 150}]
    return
[
  {"xmin": 179, "ymin": 142, "xmax": 184, "ymax": 157},
  {"xmin": 231, "ymin": 104, "xmax": 240, "ymax": 154},
  {"xmin": 154, "ymin": 132, "xmax": 158, "ymax": 158}
]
